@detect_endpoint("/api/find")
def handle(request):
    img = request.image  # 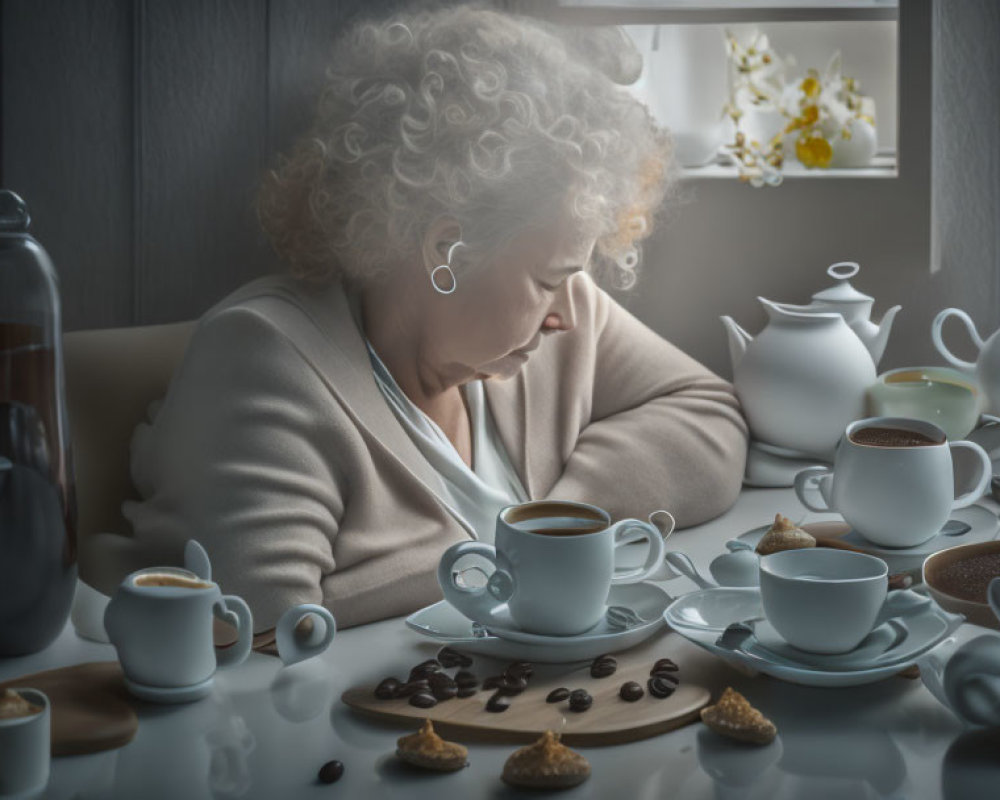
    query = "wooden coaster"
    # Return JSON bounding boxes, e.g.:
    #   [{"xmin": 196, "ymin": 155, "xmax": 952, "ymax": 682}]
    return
[
  {"xmin": 0, "ymin": 661, "xmax": 137, "ymax": 756},
  {"xmin": 341, "ymin": 630, "xmax": 714, "ymax": 747}
]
